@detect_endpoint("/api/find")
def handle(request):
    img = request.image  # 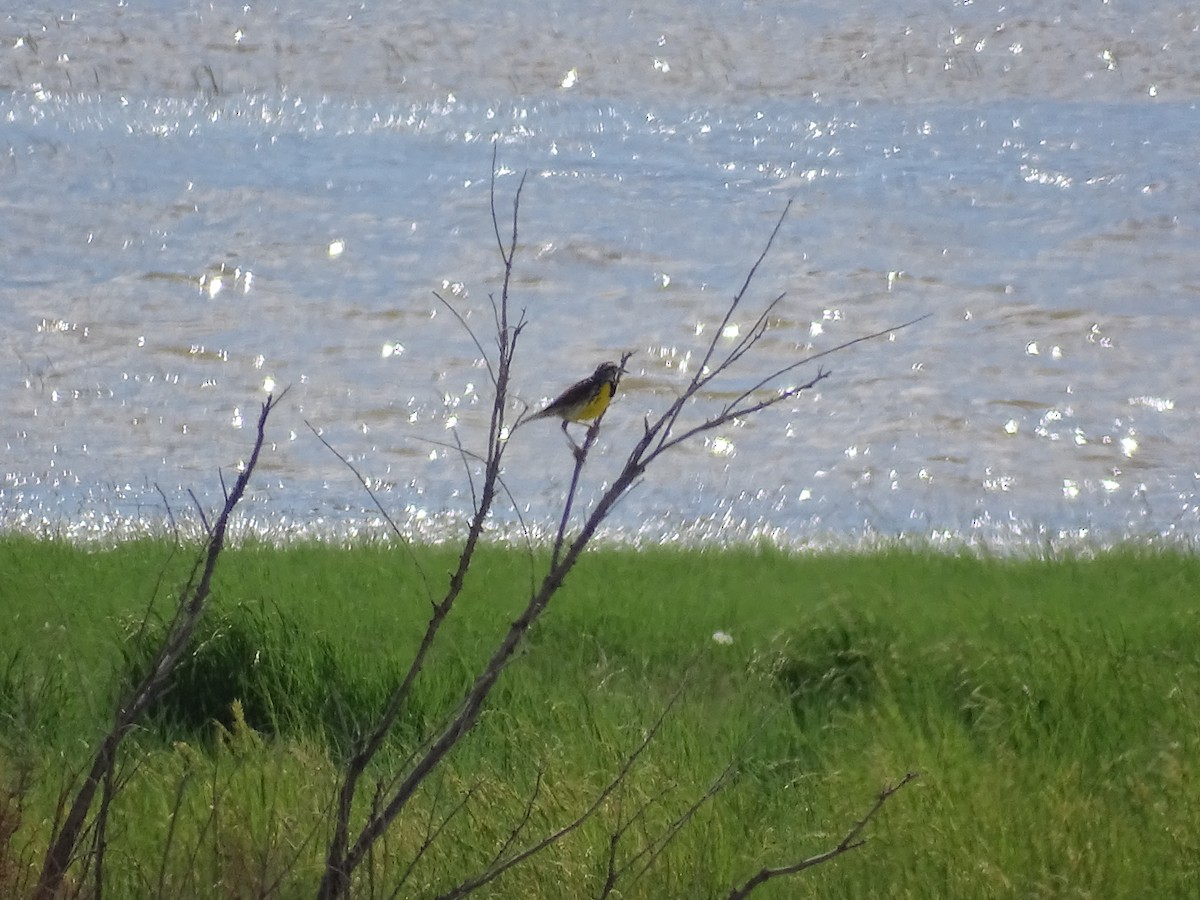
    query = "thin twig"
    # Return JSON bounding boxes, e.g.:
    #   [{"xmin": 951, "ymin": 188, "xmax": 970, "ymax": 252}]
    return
[
  {"xmin": 434, "ymin": 671, "xmax": 695, "ymax": 900},
  {"xmin": 433, "ymin": 289, "xmax": 496, "ymax": 389},
  {"xmin": 305, "ymin": 419, "xmax": 434, "ymax": 602},
  {"xmin": 408, "ymin": 433, "xmax": 534, "ymax": 558},
  {"xmin": 489, "ymin": 769, "xmax": 544, "ymax": 867},
  {"xmin": 726, "ymin": 772, "xmax": 919, "ymax": 900},
  {"xmin": 187, "ymin": 488, "xmax": 211, "ymax": 536},
  {"xmin": 654, "ymin": 314, "xmax": 931, "ymax": 460},
  {"xmin": 154, "ymin": 483, "xmax": 180, "ymax": 543},
  {"xmin": 33, "ymin": 392, "xmax": 282, "ymax": 900},
  {"xmin": 389, "ymin": 775, "xmax": 478, "ymax": 899},
  {"xmin": 154, "ymin": 767, "xmax": 193, "ymax": 899}
]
